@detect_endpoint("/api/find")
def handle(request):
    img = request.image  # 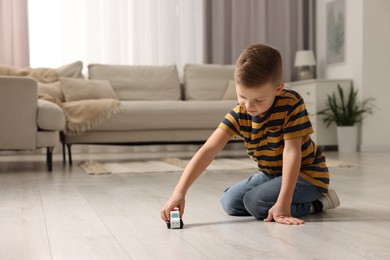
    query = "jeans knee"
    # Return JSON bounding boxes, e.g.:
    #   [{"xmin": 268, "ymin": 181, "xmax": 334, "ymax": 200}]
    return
[
  {"xmin": 220, "ymin": 192, "xmax": 249, "ymax": 216},
  {"xmin": 243, "ymin": 192, "xmax": 269, "ymax": 220},
  {"xmin": 221, "ymin": 200, "xmax": 238, "ymax": 215}
]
